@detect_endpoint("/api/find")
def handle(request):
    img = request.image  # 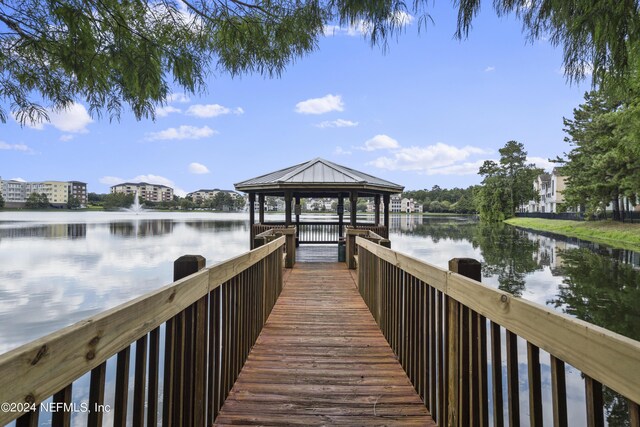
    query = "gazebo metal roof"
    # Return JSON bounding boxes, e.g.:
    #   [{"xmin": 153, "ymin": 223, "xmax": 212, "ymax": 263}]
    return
[{"xmin": 234, "ymin": 158, "xmax": 404, "ymax": 195}]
